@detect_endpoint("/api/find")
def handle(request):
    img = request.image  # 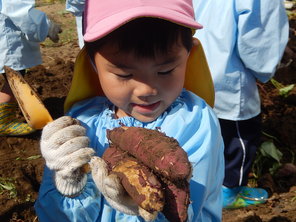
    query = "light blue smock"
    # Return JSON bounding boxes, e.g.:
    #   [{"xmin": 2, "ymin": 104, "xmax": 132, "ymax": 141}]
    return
[
  {"xmin": 35, "ymin": 89, "xmax": 225, "ymax": 222},
  {"xmin": 65, "ymin": 0, "xmax": 85, "ymax": 17},
  {"xmin": 0, "ymin": 0, "xmax": 50, "ymax": 73},
  {"xmin": 193, "ymin": 0, "xmax": 289, "ymax": 120}
]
